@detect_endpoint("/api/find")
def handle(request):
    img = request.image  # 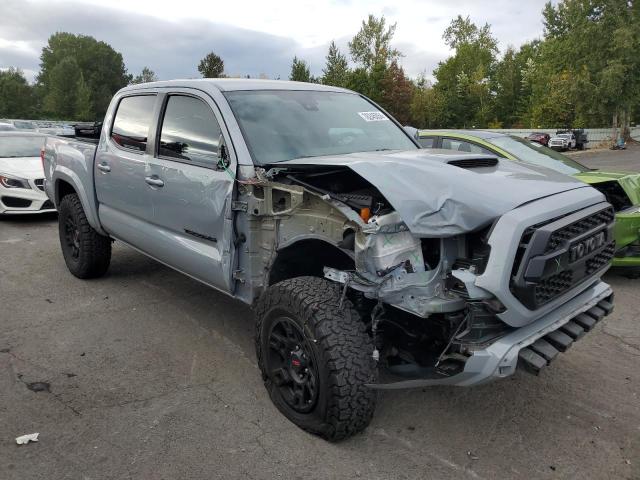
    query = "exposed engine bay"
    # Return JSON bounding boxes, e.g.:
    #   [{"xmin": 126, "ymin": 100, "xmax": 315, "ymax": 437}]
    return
[
  {"xmin": 239, "ymin": 163, "xmax": 511, "ymax": 381},
  {"xmin": 234, "ymin": 151, "xmax": 614, "ymax": 385}
]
